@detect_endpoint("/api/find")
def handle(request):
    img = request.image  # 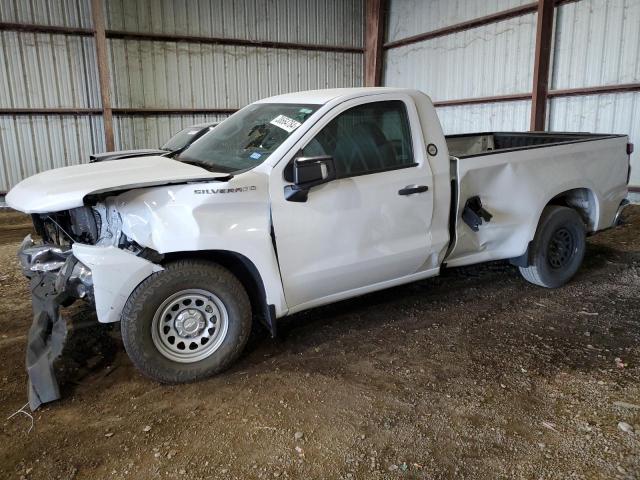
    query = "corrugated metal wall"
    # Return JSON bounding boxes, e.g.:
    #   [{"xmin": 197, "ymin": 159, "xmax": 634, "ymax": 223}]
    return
[
  {"xmin": 437, "ymin": 100, "xmax": 532, "ymax": 133},
  {"xmin": 4, "ymin": 0, "xmax": 637, "ymax": 191},
  {"xmin": 549, "ymin": 0, "xmax": 640, "ymax": 185},
  {"xmin": 0, "ymin": 0, "xmax": 103, "ymax": 192},
  {"xmin": 105, "ymin": 0, "xmax": 364, "ymax": 151},
  {"xmin": 0, "ymin": 0, "xmax": 92, "ymax": 28},
  {"xmin": 0, "ymin": 31, "xmax": 100, "ymax": 108},
  {"xmin": 113, "ymin": 114, "xmax": 228, "ymax": 151},
  {"xmin": 0, "ymin": 0, "xmax": 364, "ymax": 192},
  {"xmin": 385, "ymin": 15, "xmax": 536, "ymax": 100},
  {"xmin": 0, "ymin": 114, "xmax": 104, "ymax": 191},
  {"xmin": 105, "ymin": 0, "xmax": 363, "ymax": 47},
  {"xmin": 551, "ymin": 0, "xmax": 640, "ymax": 90},
  {"xmin": 386, "ymin": 0, "xmax": 532, "ymax": 43},
  {"xmin": 384, "ymin": 0, "xmax": 640, "ymax": 186},
  {"xmin": 107, "ymin": 40, "xmax": 362, "ymax": 110},
  {"xmin": 384, "ymin": 0, "xmax": 536, "ymax": 134}
]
